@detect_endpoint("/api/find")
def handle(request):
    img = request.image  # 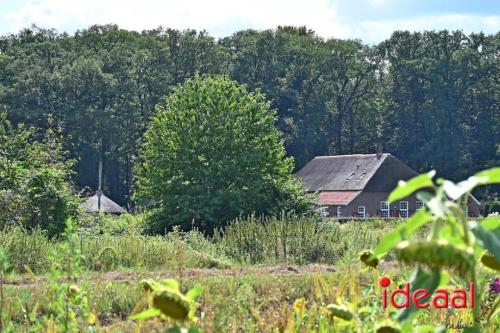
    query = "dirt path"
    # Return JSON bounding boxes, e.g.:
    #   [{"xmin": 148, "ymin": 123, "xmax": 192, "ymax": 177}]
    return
[{"xmin": 7, "ymin": 263, "xmax": 339, "ymax": 287}]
